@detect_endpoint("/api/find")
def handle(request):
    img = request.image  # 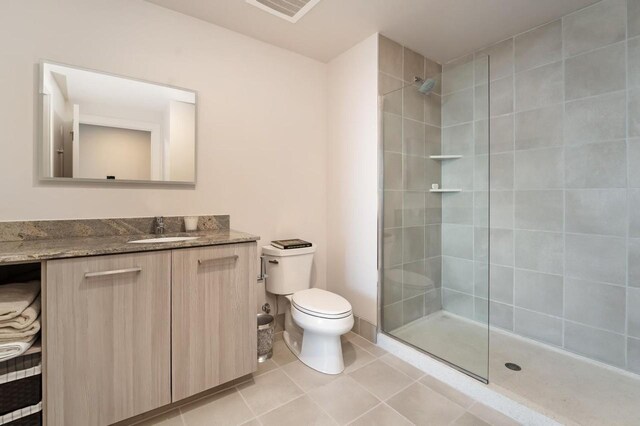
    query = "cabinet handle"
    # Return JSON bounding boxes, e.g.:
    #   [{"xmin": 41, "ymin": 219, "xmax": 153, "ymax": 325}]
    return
[
  {"xmin": 268, "ymin": 259, "xmax": 279, "ymax": 264},
  {"xmin": 84, "ymin": 267, "xmax": 142, "ymax": 278},
  {"xmin": 198, "ymin": 255, "xmax": 239, "ymax": 265}
]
